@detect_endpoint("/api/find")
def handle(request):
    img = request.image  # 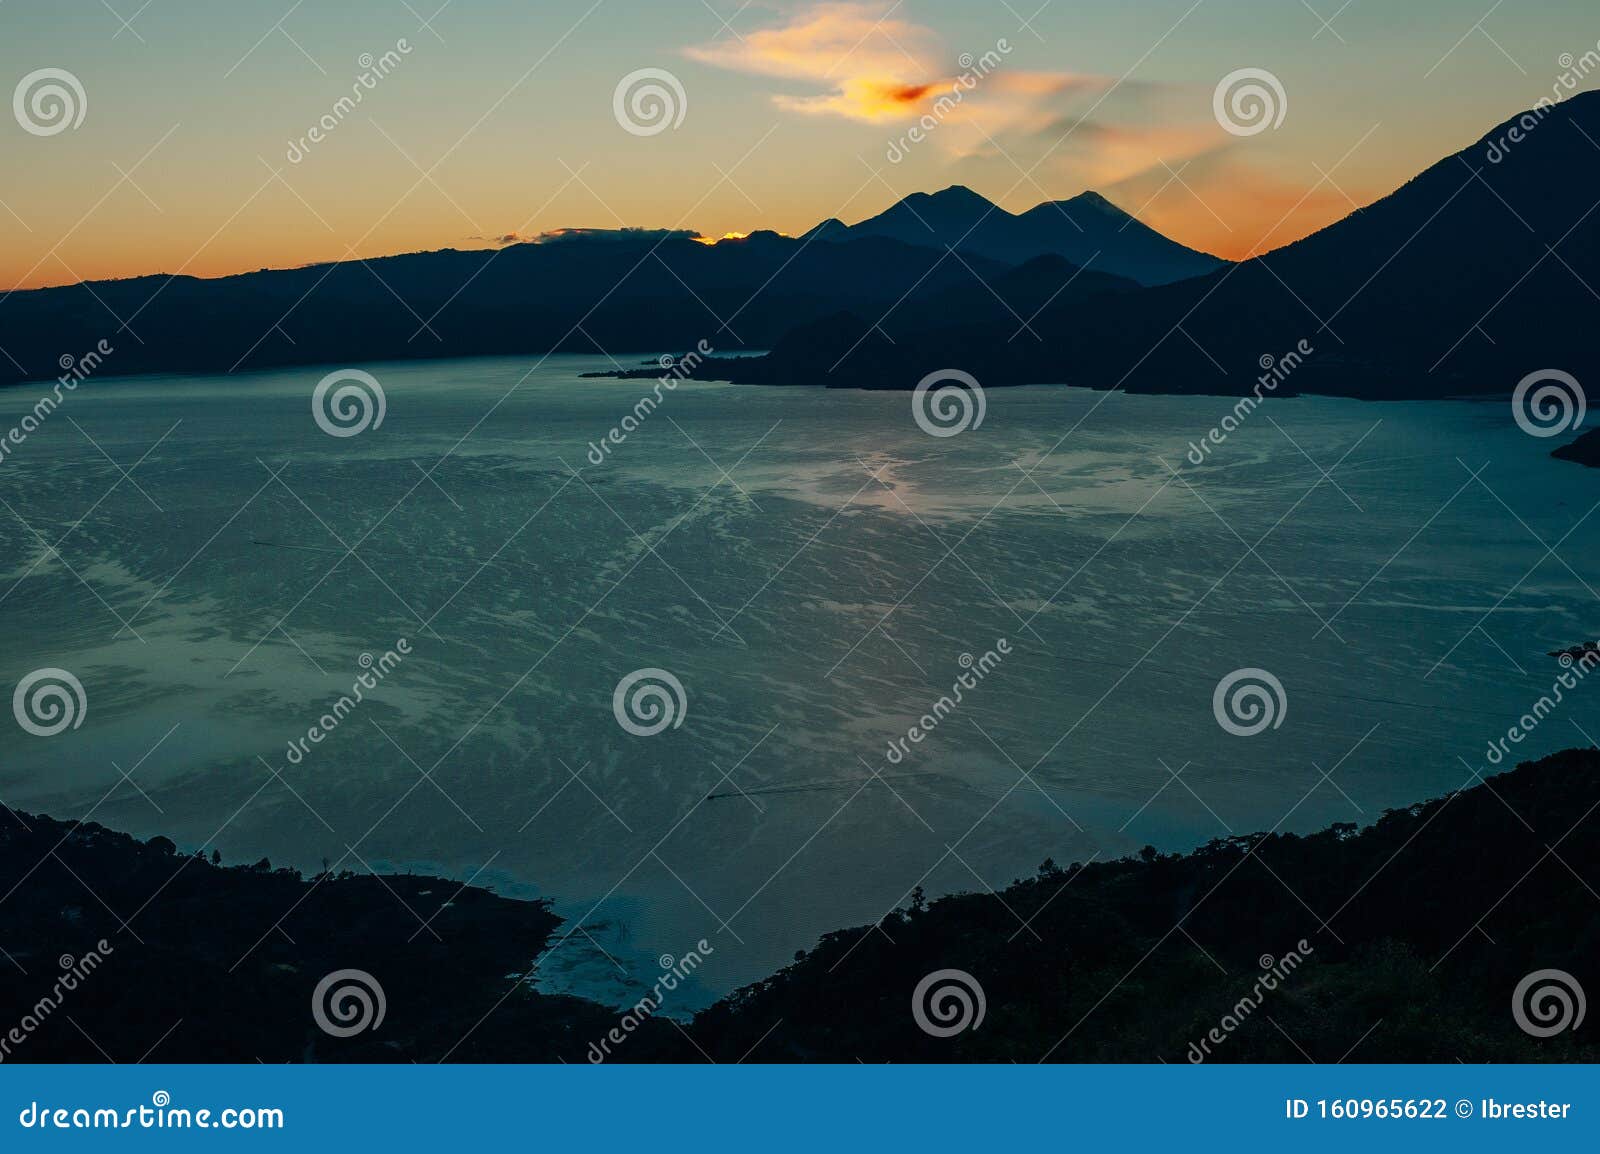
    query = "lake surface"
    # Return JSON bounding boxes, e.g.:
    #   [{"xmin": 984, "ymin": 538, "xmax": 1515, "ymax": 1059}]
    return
[{"xmin": 3, "ymin": 355, "xmax": 1598, "ymax": 1012}]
